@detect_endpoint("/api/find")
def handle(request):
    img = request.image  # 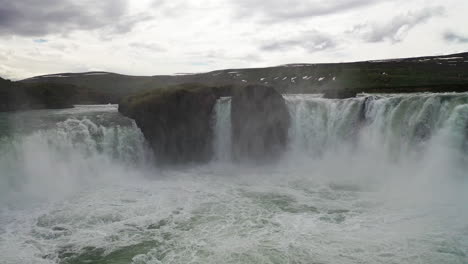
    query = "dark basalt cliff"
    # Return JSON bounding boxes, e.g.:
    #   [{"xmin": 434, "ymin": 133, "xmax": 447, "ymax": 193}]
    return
[
  {"xmin": 119, "ymin": 84, "xmax": 232, "ymax": 164},
  {"xmin": 231, "ymin": 85, "xmax": 290, "ymax": 162},
  {"xmin": 119, "ymin": 84, "xmax": 290, "ymax": 165}
]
